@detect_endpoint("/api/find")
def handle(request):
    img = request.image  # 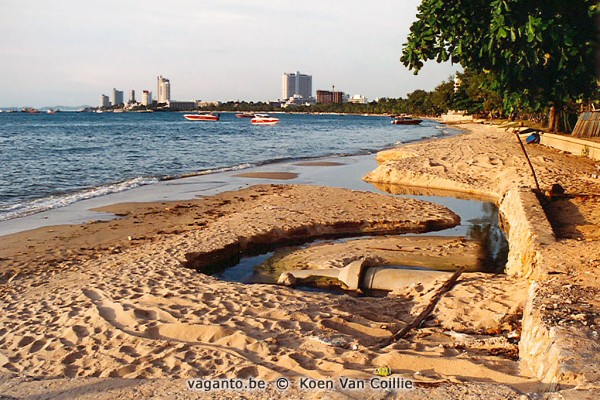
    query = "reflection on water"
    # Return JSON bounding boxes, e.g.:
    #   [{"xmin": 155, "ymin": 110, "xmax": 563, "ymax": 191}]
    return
[
  {"xmin": 466, "ymin": 203, "xmax": 509, "ymax": 273},
  {"xmin": 372, "ymin": 183, "xmax": 509, "ymax": 272}
]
